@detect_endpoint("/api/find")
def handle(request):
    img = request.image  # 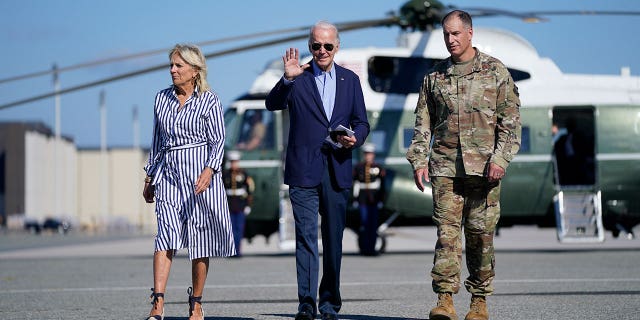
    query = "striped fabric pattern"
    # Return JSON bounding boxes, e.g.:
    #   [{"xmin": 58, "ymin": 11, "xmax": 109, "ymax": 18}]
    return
[{"xmin": 145, "ymin": 86, "xmax": 236, "ymax": 259}]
